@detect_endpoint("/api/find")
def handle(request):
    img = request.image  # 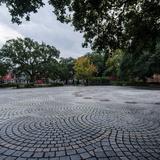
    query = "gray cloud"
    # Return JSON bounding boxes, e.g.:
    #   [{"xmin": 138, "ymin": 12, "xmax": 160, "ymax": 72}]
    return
[{"xmin": 0, "ymin": 3, "xmax": 91, "ymax": 57}]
